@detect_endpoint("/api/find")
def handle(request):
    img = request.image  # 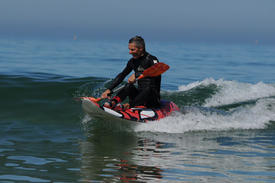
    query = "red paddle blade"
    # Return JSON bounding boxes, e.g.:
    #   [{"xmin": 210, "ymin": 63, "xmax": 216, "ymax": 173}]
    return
[{"xmin": 142, "ymin": 62, "xmax": 170, "ymax": 77}]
